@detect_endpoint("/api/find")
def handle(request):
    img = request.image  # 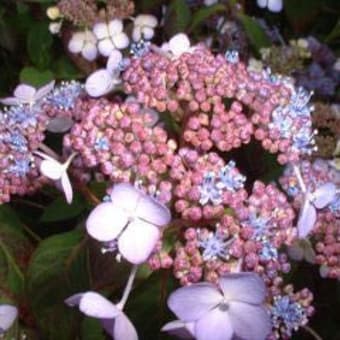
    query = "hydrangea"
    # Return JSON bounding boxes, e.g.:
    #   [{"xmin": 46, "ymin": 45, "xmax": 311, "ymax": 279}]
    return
[
  {"xmin": 68, "ymin": 30, "xmax": 98, "ymax": 61},
  {"xmin": 132, "ymin": 15, "xmax": 158, "ymax": 42}
]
